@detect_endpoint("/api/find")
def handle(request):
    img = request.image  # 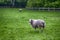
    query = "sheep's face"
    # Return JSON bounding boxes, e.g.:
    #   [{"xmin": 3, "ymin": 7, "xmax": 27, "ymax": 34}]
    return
[{"xmin": 29, "ymin": 19, "xmax": 33, "ymax": 24}]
